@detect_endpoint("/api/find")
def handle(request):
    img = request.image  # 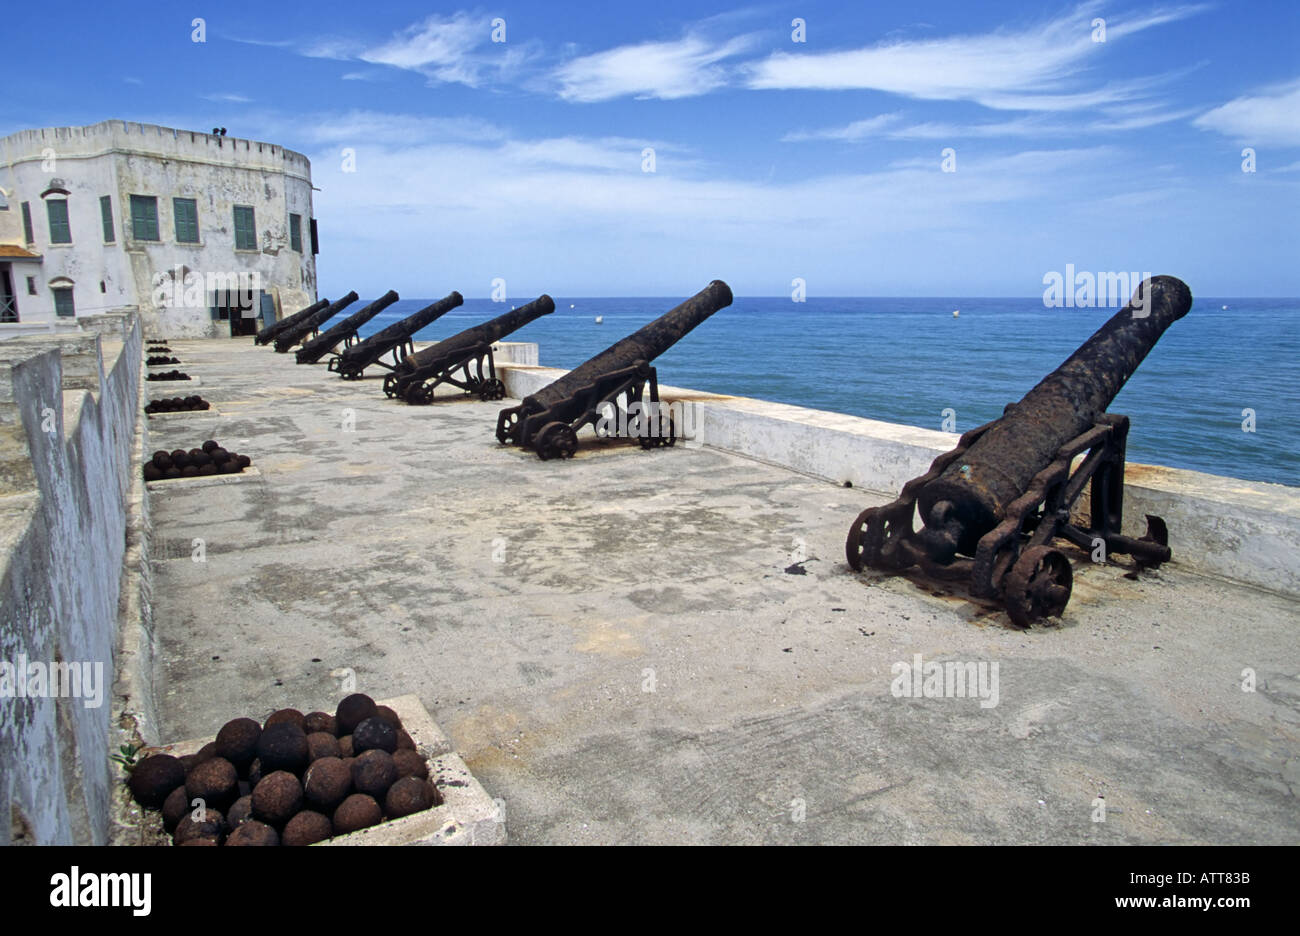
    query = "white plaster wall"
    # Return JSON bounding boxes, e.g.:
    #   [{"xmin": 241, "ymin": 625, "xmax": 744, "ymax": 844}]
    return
[
  {"xmin": 0, "ymin": 315, "xmax": 142, "ymax": 844},
  {"xmin": 0, "ymin": 121, "xmax": 316, "ymax": 337}
]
